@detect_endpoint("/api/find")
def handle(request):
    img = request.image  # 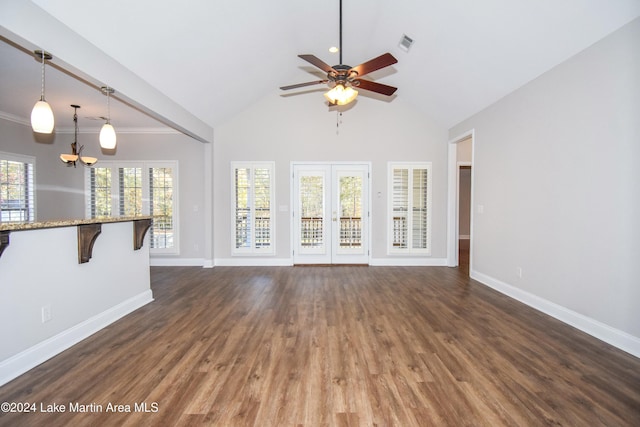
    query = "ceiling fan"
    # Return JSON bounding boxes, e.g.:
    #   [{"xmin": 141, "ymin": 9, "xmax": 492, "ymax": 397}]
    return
[{"xmin": 280, "ymin": 0, "xmax": 398, "ymax": 106}]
